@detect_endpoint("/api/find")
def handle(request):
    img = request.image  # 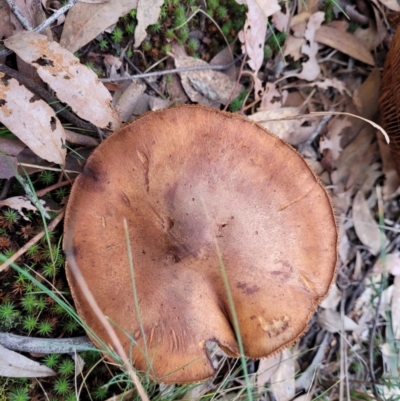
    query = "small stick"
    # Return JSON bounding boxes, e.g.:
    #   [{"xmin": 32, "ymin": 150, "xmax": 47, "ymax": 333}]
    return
[
  {"xmin": 0, "ymin": 0, "xmax": 79, "ymax": 59},
  {"xmin": 100, "ymin": 59, "xmax": 239, "ymax": 83},
  {"xmin": 36, "ymin": 180, "xmax": 74, "ymax": 198},
  {"xmin": 0, "ymin": 208, "xmax": 65, "ymax": 273},
  {"xmin": 0, "ymin": 332, "xmax": 94, "ymax": 354},
  {"xmin": 5, "ymin": 0, "xmax": 33, "ymax": 30}
]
